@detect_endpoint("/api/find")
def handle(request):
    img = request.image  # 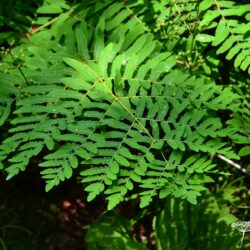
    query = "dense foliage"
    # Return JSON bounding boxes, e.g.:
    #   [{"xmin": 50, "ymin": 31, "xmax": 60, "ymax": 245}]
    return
[
  {"xmin": 0, "ymin": 0, "xmax": 249, "ymax": 248},
  {"xmin": 0, "ymin": 0, "xmax": 249, "ymax": 209}
]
